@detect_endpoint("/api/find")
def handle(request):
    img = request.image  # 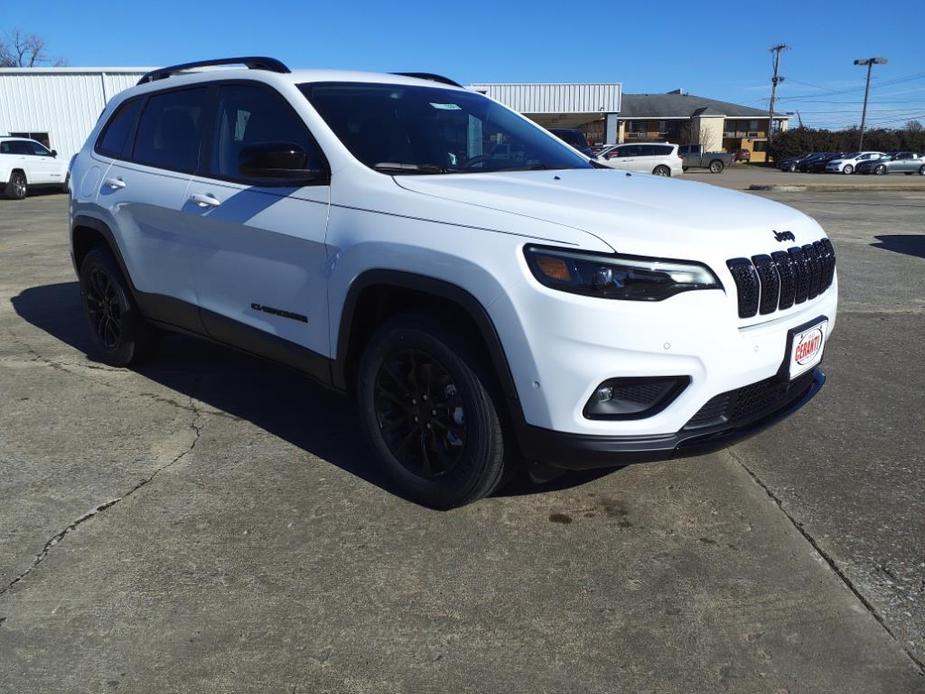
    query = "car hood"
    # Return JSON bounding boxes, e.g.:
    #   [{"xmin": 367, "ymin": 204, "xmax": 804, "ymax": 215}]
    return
[{"xmin": 394, "ymin": 168, "xmax": 824, "ymax": 259}]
